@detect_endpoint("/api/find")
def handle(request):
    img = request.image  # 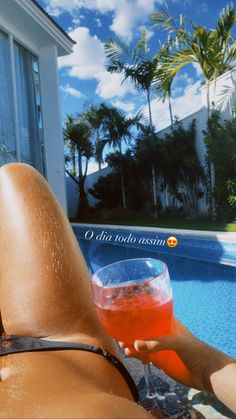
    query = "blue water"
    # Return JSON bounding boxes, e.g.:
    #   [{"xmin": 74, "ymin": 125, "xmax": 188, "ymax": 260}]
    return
[{"xmin": 76, "ymin": 234, "xmax": 236, "ymax": 359}]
